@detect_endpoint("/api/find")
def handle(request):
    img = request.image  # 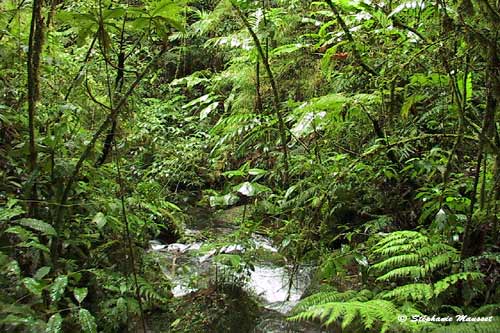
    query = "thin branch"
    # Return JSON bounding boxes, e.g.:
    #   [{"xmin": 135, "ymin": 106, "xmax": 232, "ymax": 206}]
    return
[
  {"xmin": 84, "ymin": 78, "xmax": 112, "ymax": 110},
  {"xmin": 0, "ymin": 0, "xmax": 27, "ymax": 42},
  {"xmin": 64, "ymin": 33, "xmax": 98, "ymax": 101},
  {"xmin": 324, "ymin": 0, "xmax": 378, "ymax": 76},
  {"xmin": 361, "ymin": 133, "xmax": 479, "ymax": 158},
  {"xmin": 113, "ymin": 141, "xmax": 147, "ymax": 333}
]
